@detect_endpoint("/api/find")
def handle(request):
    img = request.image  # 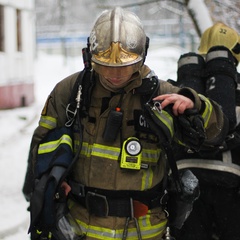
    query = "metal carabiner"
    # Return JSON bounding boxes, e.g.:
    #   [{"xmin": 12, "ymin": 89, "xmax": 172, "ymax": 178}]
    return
[
  {"xmin": 122, "ymin": 217, "xmax": 130, "ymax": 240},
  {"xmin": 122, "ymin": 198, "xmax": 142, "ymax": 240},
  {"xmin": 122, "ymin": 217, "xmax": 142, "ymax": 240},
  {"xmin": 153, "ymin": 101, "xmax": 162, "ymax": 113},
  {"xmin": 65, "ymin": 85, "xmax": 82, "ymax": 127},
  {"xmin": 163, "ymin": 226, "xmax": 176, "ymax": 240}
]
